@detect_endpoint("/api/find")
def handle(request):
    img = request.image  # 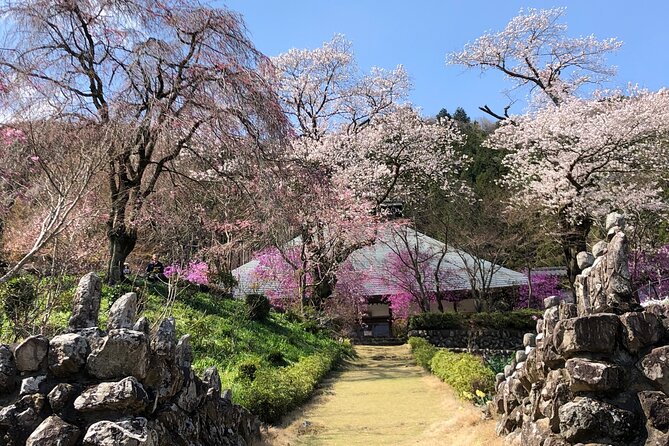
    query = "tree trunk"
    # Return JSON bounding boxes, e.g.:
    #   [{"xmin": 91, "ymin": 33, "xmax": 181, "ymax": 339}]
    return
[
  {"xmin": 107, "ymin": 223, "xmax": 137, "ymax": 284},
  {"xmin": 560, "ymin": 218, "xmax": 591, "ymax": 291},
  {"xmin": 312, "ymin": 275, "xmax": 335, "ymax": 309}
]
